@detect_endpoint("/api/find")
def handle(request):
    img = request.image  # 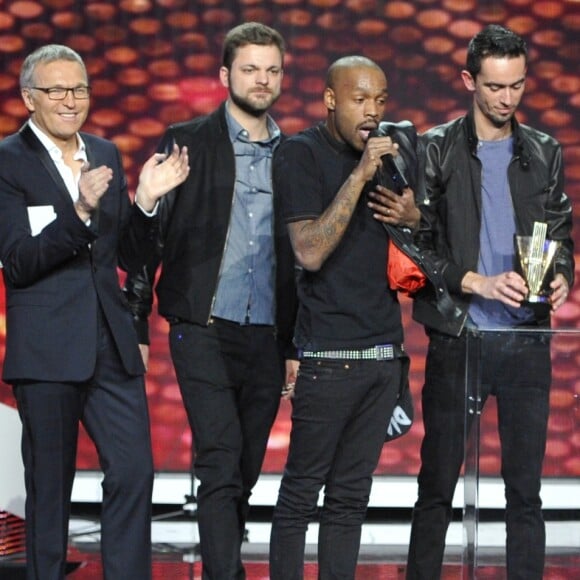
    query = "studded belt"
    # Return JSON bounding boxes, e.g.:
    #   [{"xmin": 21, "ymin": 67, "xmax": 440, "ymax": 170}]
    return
[{"xmin": 299, "ymin": 344, "xmax": 404, "ymax": 361}]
